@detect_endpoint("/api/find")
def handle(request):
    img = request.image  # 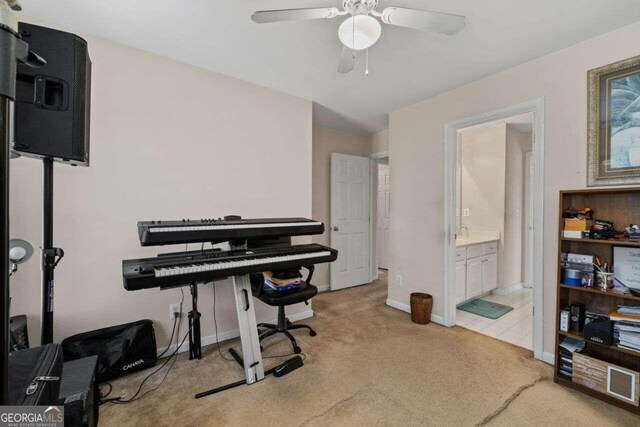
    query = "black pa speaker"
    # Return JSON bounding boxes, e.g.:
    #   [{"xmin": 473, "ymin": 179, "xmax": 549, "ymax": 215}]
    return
[{"xmin": 12, "ymin": 22, "xmax": 91, "ymax": 166}]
